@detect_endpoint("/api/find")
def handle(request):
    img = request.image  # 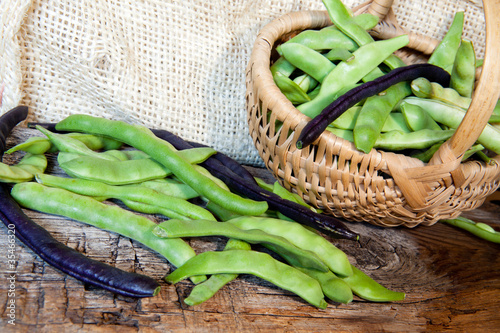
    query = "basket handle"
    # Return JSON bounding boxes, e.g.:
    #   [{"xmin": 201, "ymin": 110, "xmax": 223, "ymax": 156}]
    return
[
  {"xmin": 365, "ymin": 0, "xmax": 393, "ymax": 19},
  {"xmin": 428, "ymin": 0, "xmax": 500, "ymax": 166}
]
